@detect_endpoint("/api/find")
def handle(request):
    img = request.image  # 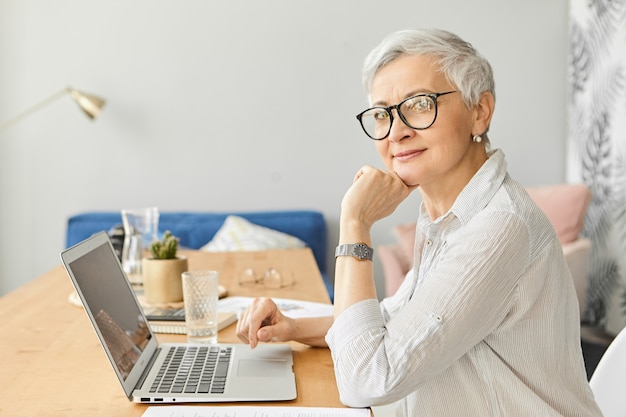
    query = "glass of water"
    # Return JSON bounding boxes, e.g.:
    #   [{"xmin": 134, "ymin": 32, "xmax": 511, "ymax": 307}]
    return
[{"xmin": 182, "ymin": 270, "xmax": 219, "ymax": 344}]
